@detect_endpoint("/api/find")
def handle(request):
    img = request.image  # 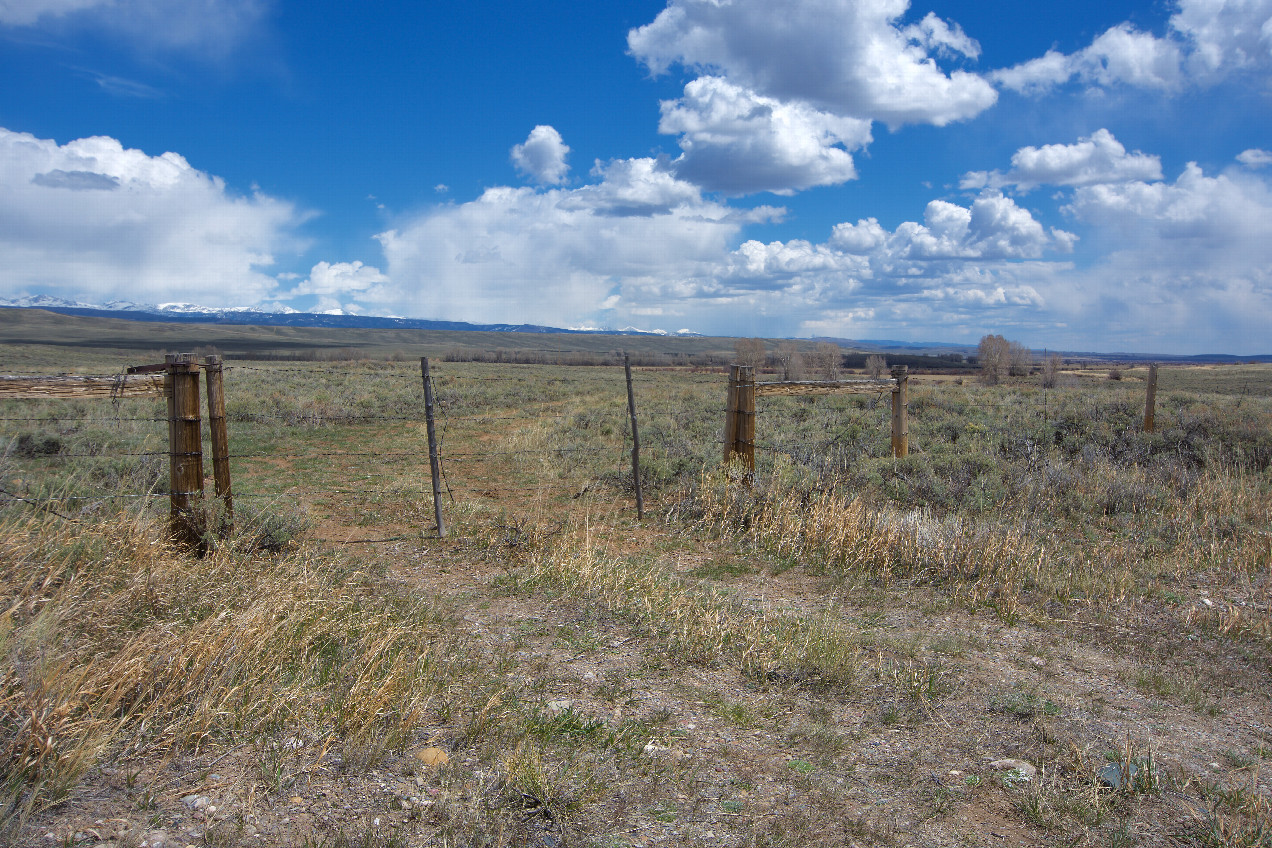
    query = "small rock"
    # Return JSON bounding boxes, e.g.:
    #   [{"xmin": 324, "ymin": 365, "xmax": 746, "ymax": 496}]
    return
[
  {"xmin": 1097, "ymin": 761, "xmax": 1139, "ymax": 790},
  {"xmin": 990, "ymin": 758, "xmax": 1036, "ymax": 782},
  {"xmin": 142, "ymin": 830, "xmax": 168, "ymax": 847},
  {"xmin": 412, "ymin": 747, "xmax": 450, "ymax": 767},
  {"xmin": 1028, "ymin": 656, "xmax": 1045, "ymax": 667},
  {"xmin": 181, "ymin": 794, "xmax": 213, "ymax": 810},
  {"xmin": 546, "ymin": 700, "xmax": 573, "ymax": 714}
]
